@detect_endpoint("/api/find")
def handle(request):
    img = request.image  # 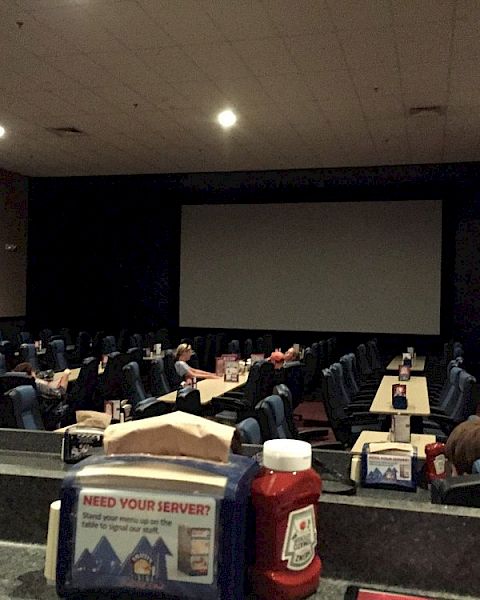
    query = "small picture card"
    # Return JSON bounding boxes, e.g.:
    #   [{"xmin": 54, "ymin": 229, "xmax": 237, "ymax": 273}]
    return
[
  {"xmin": 398, "ymin": 365, "xmax": 411, "ymax": 381},
  {"xmin": 250, "ymin": 353, "xmax": 265, "ymax": 365},
  {"xmin": 392, "ymin": 384, "xmax": 407, "ymax": 409},
  {"xmin": 104, "ymin": 400, "xmax": 121, "ymax": 421},
  {"xmin": 402, "ymin": 352, "xmax": 412, "ymax": 367},
  {"xmin": 224, "ymin": 360, "xmax": 240, "ymax": 382}
]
